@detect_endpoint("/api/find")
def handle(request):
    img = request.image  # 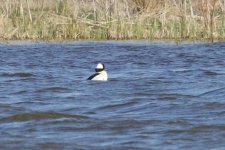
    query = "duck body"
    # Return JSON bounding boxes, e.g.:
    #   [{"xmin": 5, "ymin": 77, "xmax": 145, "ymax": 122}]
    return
[{"xmin": 87, "ymin": 63, "xmax": 108, "ymax": 81}]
